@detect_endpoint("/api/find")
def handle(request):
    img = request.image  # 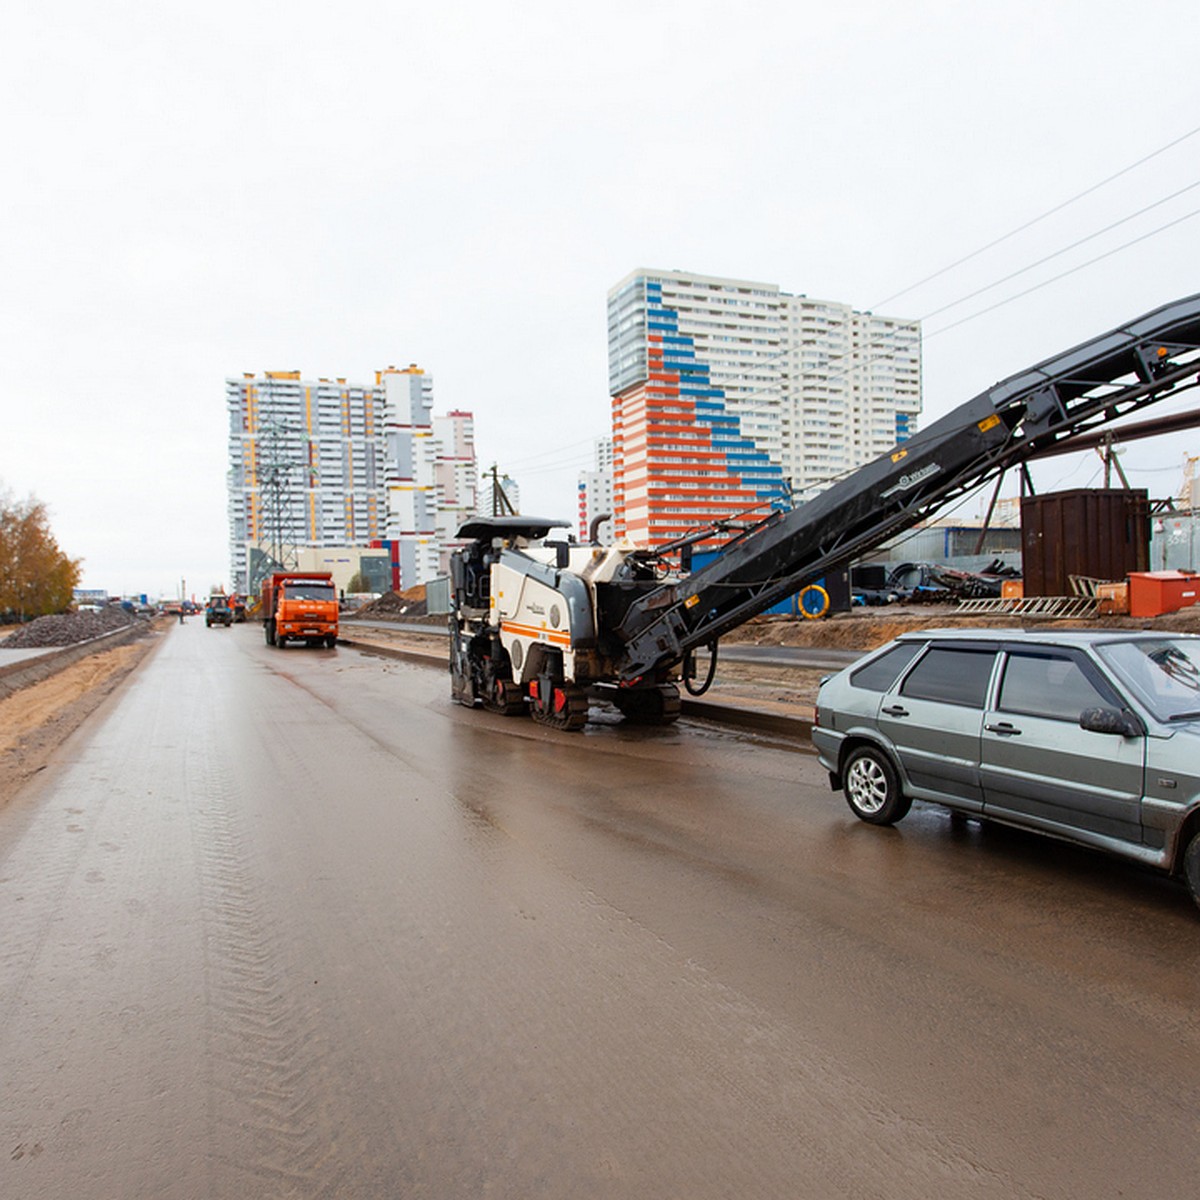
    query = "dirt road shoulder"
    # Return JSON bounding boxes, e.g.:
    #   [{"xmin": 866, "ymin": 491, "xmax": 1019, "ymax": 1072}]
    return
[{"xmin": 0, "ymin": 627, "xmax": 166, "ymax": 810}]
